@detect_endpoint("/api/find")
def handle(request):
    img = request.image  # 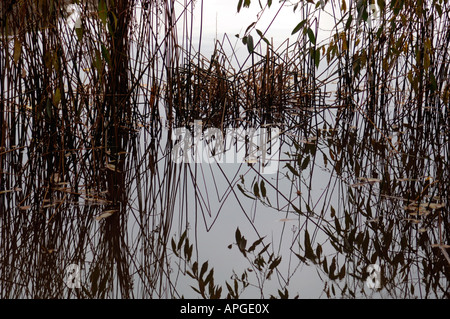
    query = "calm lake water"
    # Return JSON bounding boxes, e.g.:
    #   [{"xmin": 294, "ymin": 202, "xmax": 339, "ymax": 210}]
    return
[
  {"xmin": 0, "ymin": 1, "xmax": 449, "ymax": 299},
  {"xmin": 1, "ymin": 103, "xmax": 447, "ymax": 298}
]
